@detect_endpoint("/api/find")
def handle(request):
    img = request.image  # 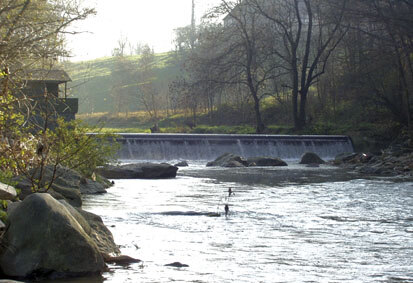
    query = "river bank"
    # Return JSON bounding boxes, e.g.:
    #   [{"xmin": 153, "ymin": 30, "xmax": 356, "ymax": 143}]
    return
[
  {"xmin": 0, "ymin": 166, "xmax": 139, "ymax": 281},
  {"xmin": 333, "ymin": 134, "xmax": 413, "ymax": 179}
]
